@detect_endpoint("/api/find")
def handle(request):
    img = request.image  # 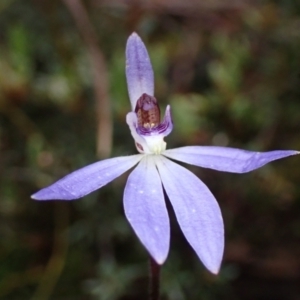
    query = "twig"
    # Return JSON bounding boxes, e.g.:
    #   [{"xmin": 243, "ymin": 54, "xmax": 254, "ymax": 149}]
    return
[
  {"xmin": 62, "ymin": 0, "xmax": 112, "ymax": 159},
  {"xmin": 31, "ymin": 202, "xmax": 69, "ymax": 300}
]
